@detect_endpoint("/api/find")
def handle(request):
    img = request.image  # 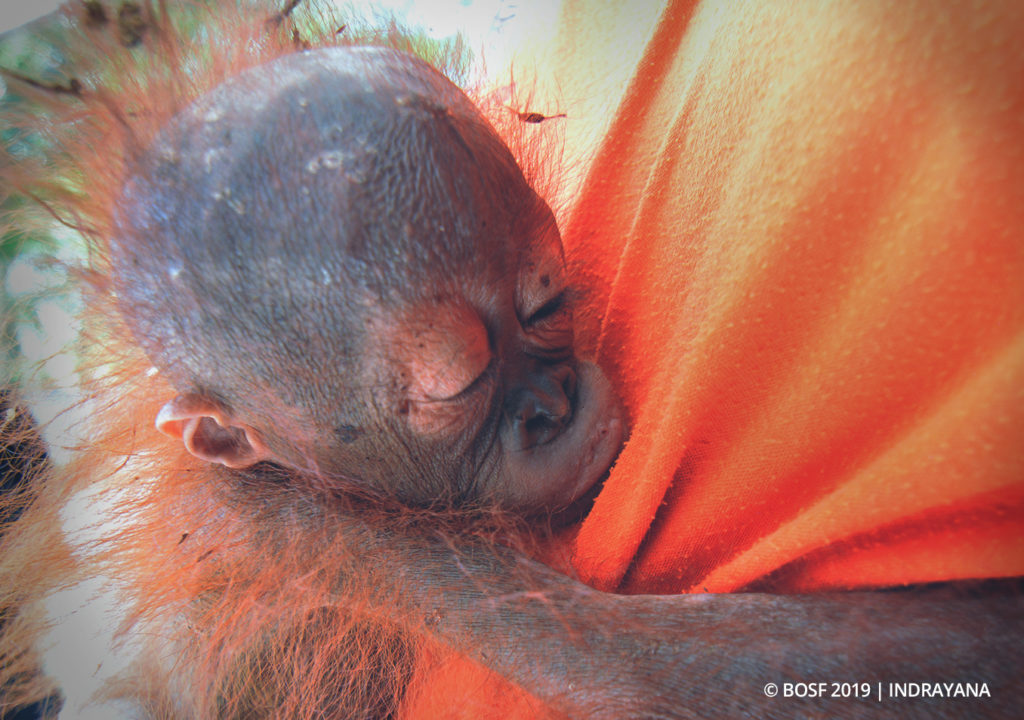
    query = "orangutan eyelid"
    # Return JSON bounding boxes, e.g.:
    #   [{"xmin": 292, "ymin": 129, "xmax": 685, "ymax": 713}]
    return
[
  {"xmin": 444, "ymin": 358, "xmax": 496, "ymax": 401},
  {"xmin": 525, "ymin": 291, "xmax": 567, "ymax": 326},
  {"xmin": 413, "ymin": 357, "xmax": 496, "ymax": 404}
]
